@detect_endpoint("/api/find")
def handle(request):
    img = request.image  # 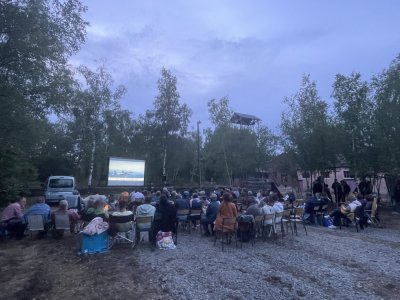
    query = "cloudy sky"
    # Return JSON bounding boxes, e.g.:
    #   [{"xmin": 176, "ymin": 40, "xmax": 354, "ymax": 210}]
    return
[{"xmin": 70, "ymin": 0, "xmax": 400, "ymax": 132}]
